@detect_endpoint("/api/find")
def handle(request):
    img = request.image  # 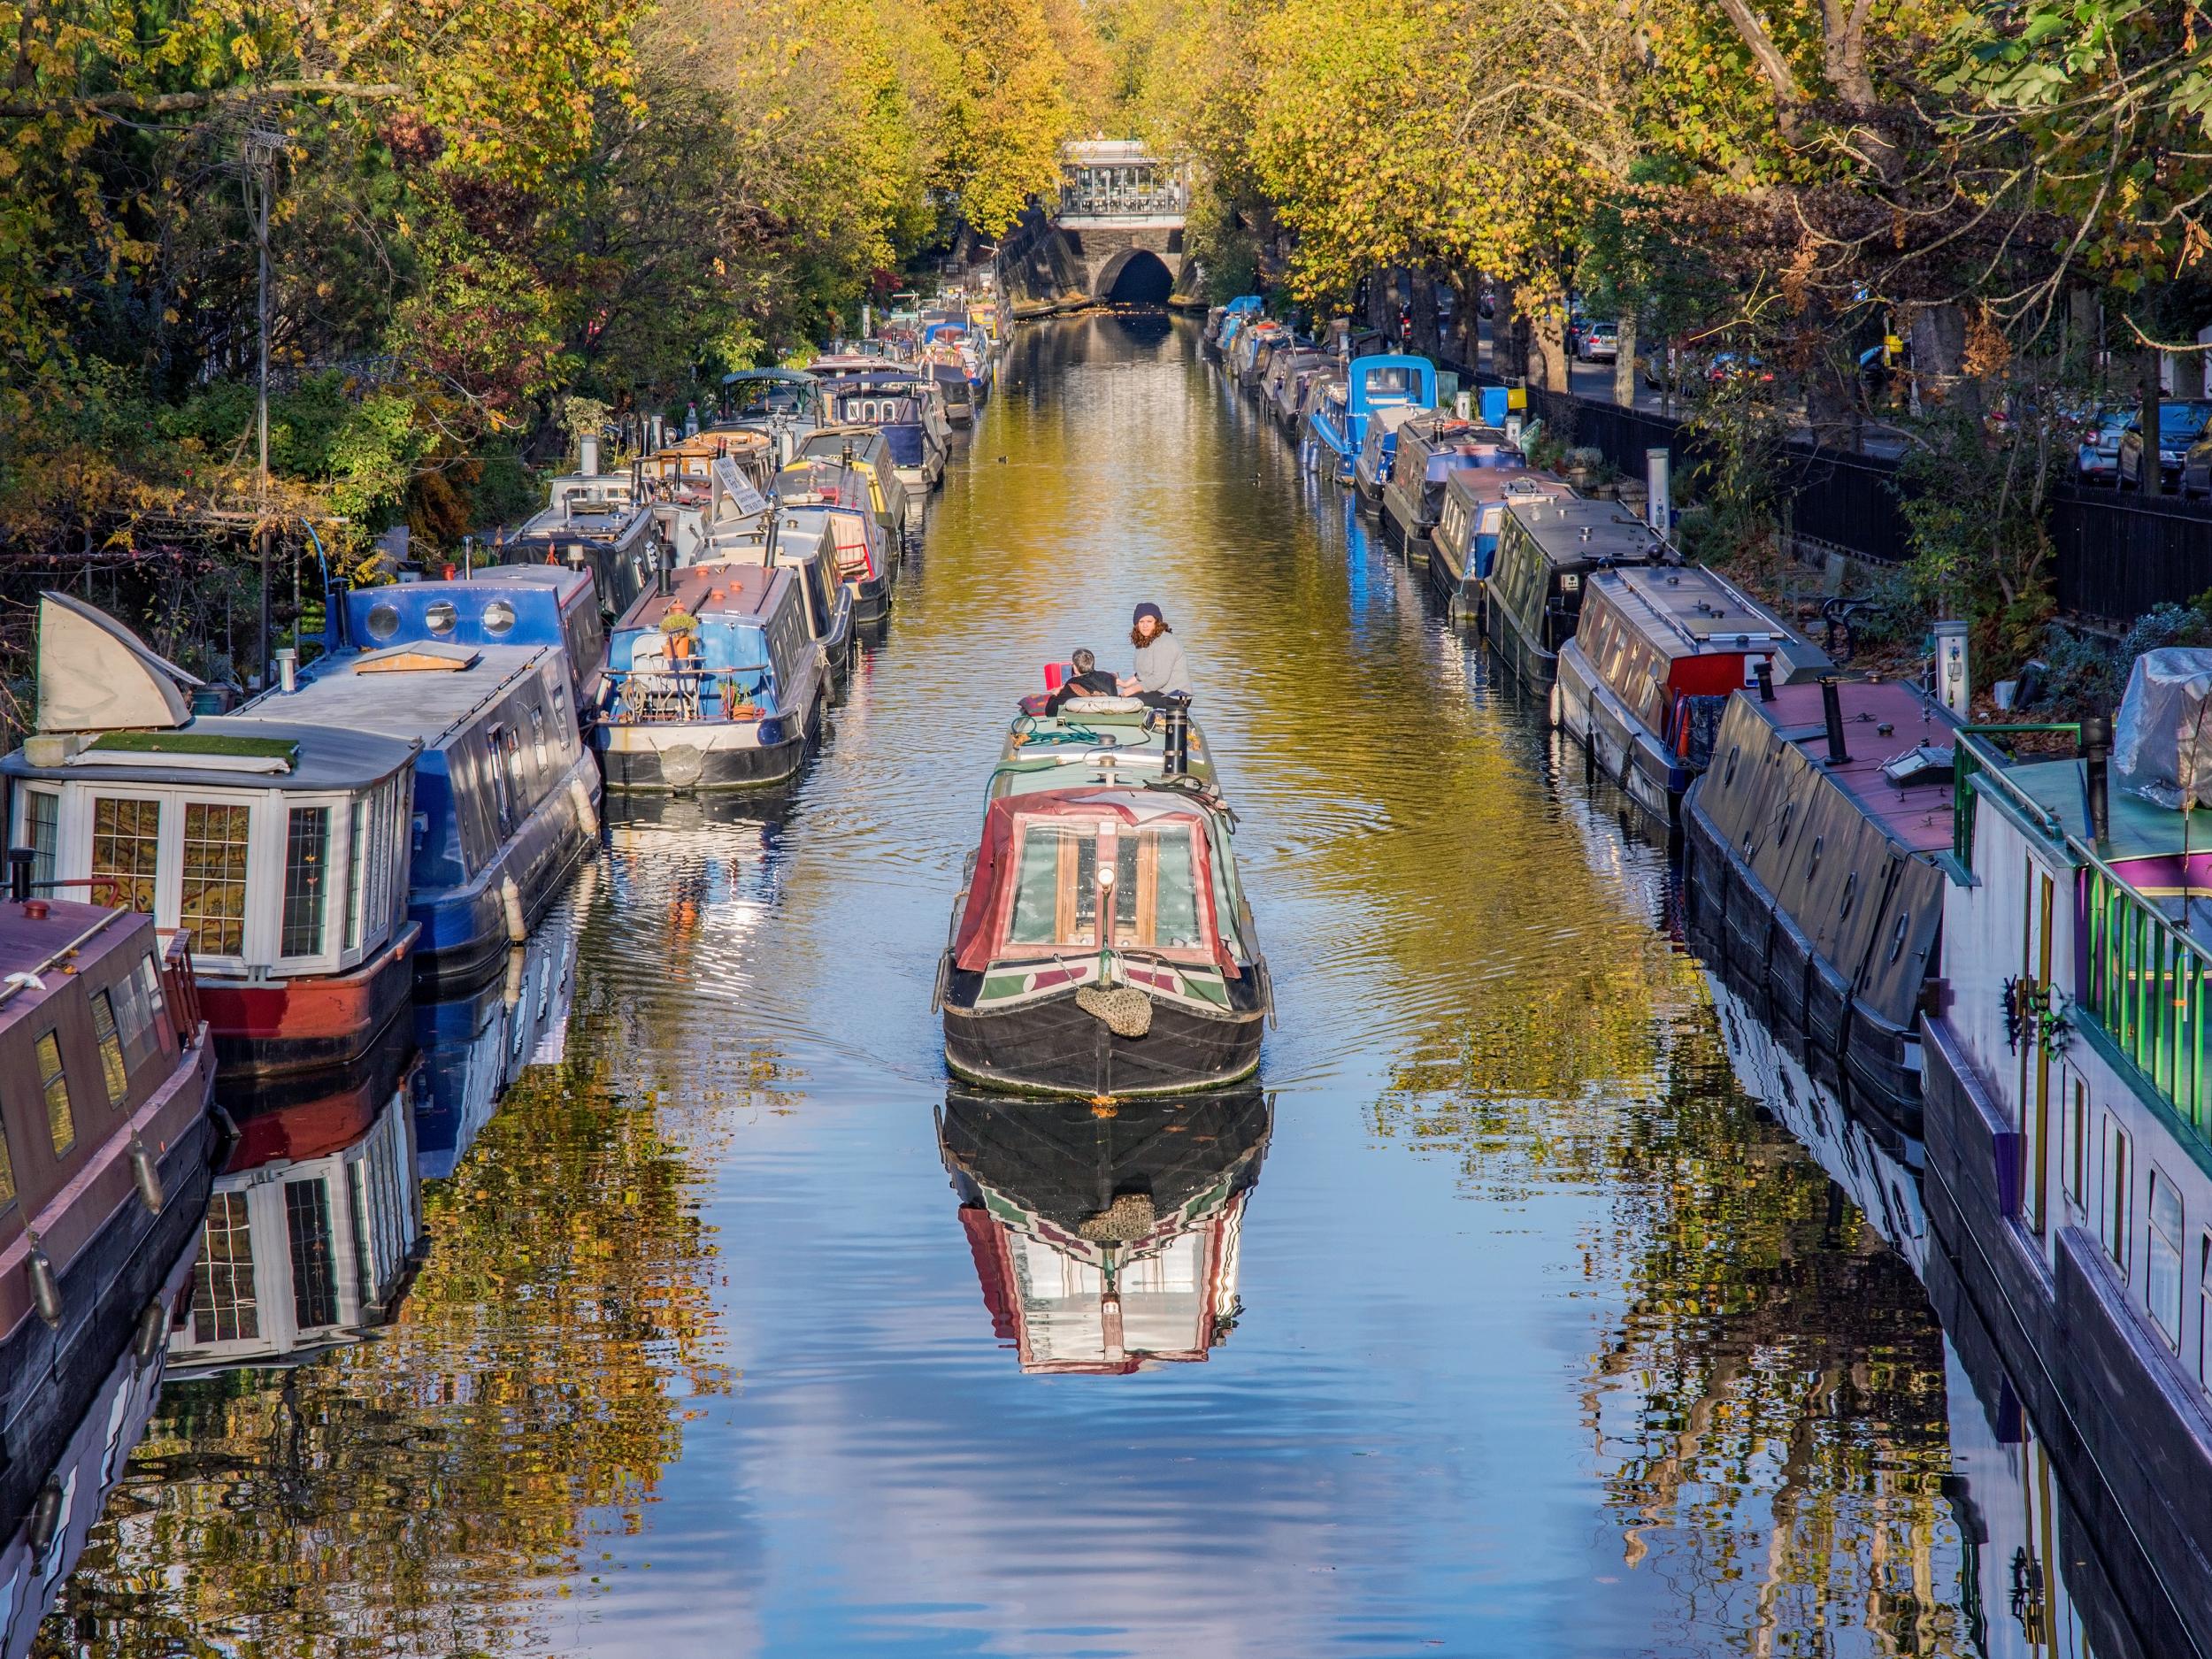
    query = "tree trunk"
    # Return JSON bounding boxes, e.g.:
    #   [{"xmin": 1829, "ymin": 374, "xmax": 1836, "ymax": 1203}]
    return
[
  {"xmin": 1524, "ymin": 284, "xmax": 1569, "ymax": 395},
  {"xmin": 1613, "ymin": 312, "xmax": 1639, "ymax": 409},
  {"xmin": 1412, "ymin": 272, "xmax": 1440, "ymax": 362},
  {"xmin": 2141, "ymin": 349, "xmax": 2164, "ymax": 497},
  {"xmin": 1494, "ymin": 282, "xmax": 1524, "ymax": 382}
]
